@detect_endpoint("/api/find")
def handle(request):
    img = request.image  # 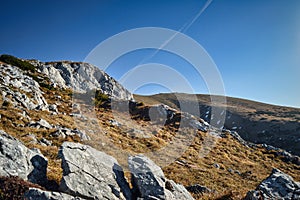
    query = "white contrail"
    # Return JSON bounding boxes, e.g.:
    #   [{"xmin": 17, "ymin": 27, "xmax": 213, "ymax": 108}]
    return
[{"xmin": 139, "ymin": 0, "xmax": 213, "ymax": 64}]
